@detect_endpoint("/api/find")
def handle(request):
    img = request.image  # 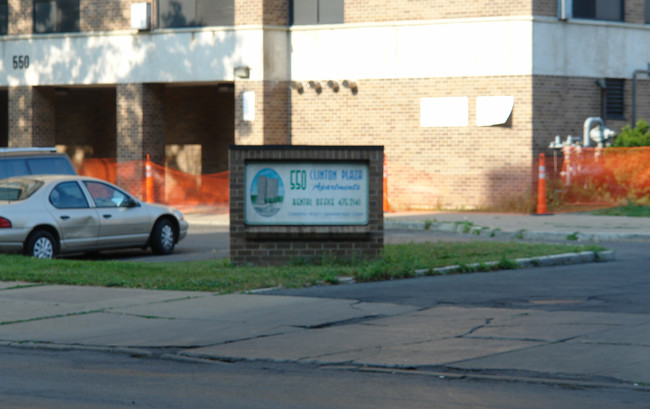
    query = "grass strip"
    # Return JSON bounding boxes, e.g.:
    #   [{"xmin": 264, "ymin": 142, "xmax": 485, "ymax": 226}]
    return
[
  {"xmin": 0, "ymin": 242, "xmax": 605, "ymax": 293},
  {"xmin": 590, "ymin": 204, "xmax": 650, "ymax": 217}
]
